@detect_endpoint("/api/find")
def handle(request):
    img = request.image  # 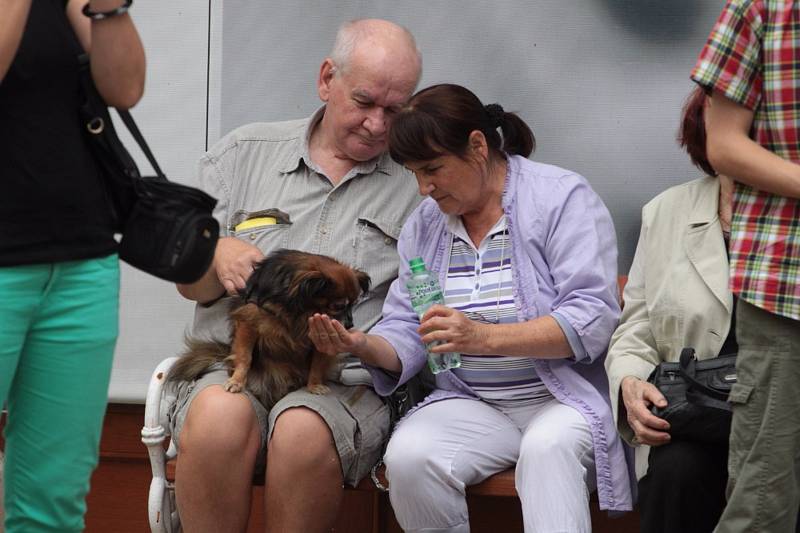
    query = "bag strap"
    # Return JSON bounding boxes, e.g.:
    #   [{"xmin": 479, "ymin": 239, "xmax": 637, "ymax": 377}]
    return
[
  {"xmin": 78, "ymin": 53, "xmax": 167, "ymax": 181},
  {"xmin": 116, "ymin": 110, "xmax": 167, "ymax": 181},
  {"xmin": 678, "ymin": 347, "xmax": 730, "ymax": 402}
]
